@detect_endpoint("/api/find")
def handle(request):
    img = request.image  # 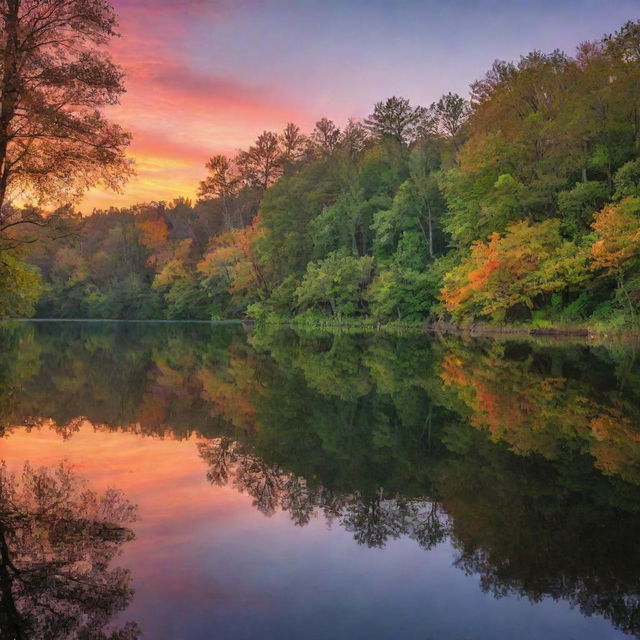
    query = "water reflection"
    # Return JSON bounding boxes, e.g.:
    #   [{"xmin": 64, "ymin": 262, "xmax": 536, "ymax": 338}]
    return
[
  {"xmin": 1, "ymin": 321, "xmax": 640, "ymax": 637},
  {"xmin": 0, "ymin": 461, "xmax": 138, "ymax": 639},
  {"xmin": 198, "ymin": 437, "xmax": 448, "ymax": 549}
]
